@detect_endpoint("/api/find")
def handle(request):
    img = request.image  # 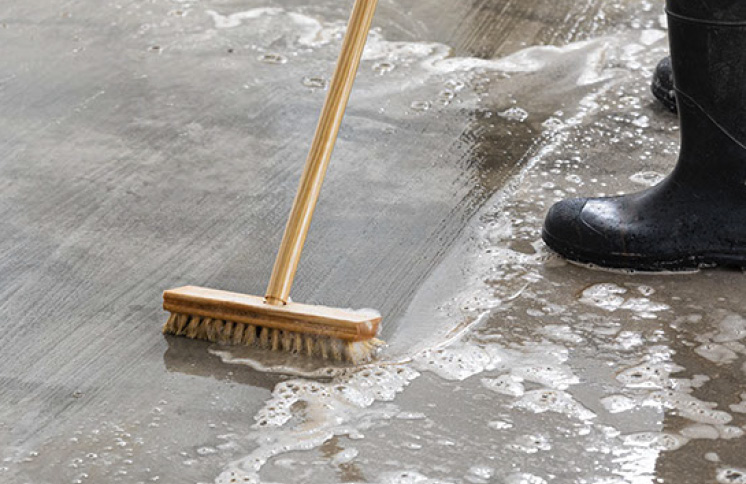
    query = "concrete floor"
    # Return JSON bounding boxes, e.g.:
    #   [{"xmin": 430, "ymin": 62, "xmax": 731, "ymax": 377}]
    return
[{"xmin": 1, "ymin": 0, "xmax": 745, "ymax": 483}]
